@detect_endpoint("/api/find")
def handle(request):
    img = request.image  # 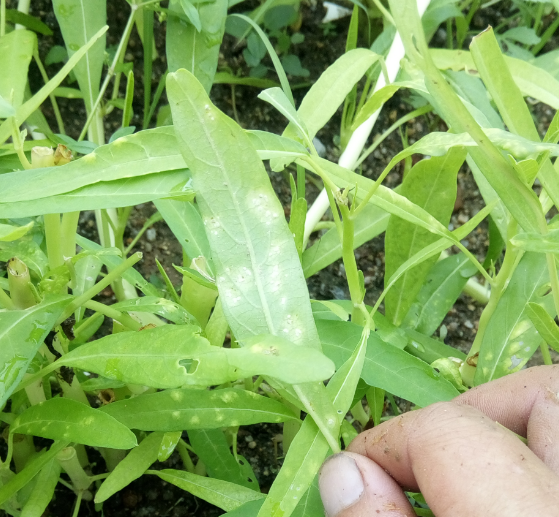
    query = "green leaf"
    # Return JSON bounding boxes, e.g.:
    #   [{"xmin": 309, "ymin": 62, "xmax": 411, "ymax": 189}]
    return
[
  {"xmin": 75, "ymin": 235, "xmax": 161, "ymax": 298},
  {"xmin": 167, "ymin": 69, "xmax": 321, "ymax": 349},
  {"xmin": 511, "ymin": 229, "xmax": 559, "ymax": 253},
  {"xmin": 0, "ymin": 170, "xmax": 192, "ymax": 218},
  {"xmin": 404, "ymin": 327, "xmax": 466, "ymax": 364},
  {"xmin": 0, "ymin": 127, "xmax": 185, "ymax": 204},
  {"xmin": 101, "ymin": 387, "xmax": 298, "ymax": 431},
  {"xmin": 304, "ymin": 156, "xmax": 464, "ymax": 250},
  {"xmin": 148, "ymin": 469, "xmax": 265, "ymax": 511},
  {"xmin": 167, "ymin": 68, "xmax": 339, "ymax": 457},
  {"xmin": 0, "ymin": 30, "xmax": 36, "ymax": 109},
  {"xmin": 4, "ymin": 10, "xmax": 53, "ymax": 35},
  {"xmin": 469, "ymin": 27, "xmax": 559, "ymax": 216},
  {"xmin": 20, "ymin": 458, "xmax": 61, "ymax": 517},
  {"xmin": 0, "ymin": 238, "xmax": 45, "ymax": 274},
  {"xmin": 403, "ymin": 253, "xmax": 474, "ymax": 336},
  {"xmin": 258, "ymin": 87, "xmax": 309, "ymax": 142},
  {"xmin": 0, "ymin": 221, "xmax": 34, "ymax": 242},
  {"xmin": 213, "ymin": 72, "xmax": 278, "ymax": 88},
  {"xmin": 179, "ymin": 0, "xmax": 202, "ymax": 31},
  {"xmin": 292, "ymin": 477, "xmax": 324, "ymax": 517},
  {"xmin": 58, "ymin": 325, "xmax": 334, "ymax": 388},
  {"xmin": 111, "ymin": 296, "xmax": 196, "ymax": 325},
  {"xmin": 154, "ymin": 199, "xmax": 213, "ymax": 273},
  {"xmin": 188, "ymin": 429, "xmax": 258, "ymax": 489},
  {"xmin": 0, "ymin": 441, "xmax": 68, "ymax": 507},
  {"xmin": 246, "ymin": 129, "xmax": 309, "ymax": 161},
  {"xmin": 109, "ymin": 126, "xmax": 135, "ymax": 143},
  {"xmin": 385, "ymin": 148, "xmax": 464, "ymax": 326},
  {"xmin": 0, "ymin": 25, "xmax": 108, "ymax": 145},
  {"xmin": 475, "ymin": 252, "xmax": 554, "ymax": 384},
  {"xmin": 11, "ymin": 398, "xmax": 137, "ymax": 449},
  {"xmin": 526, "ymin": 302, "xmax": 559, "ymax": 353},
  {"xmin": 159, "ymin": 431, "xmax": 182, "ymax": 461},
  {"xmin": 167, "ymin": 0, "xmax": 227, "ymax": 92},
  {"xmin": 257, "ymin": 326, "xmax": 369, "ymax": 517},
  {"xmin": 0, "ymin": 296, "xmax": 71, "ymax": 407},
  {"xmin": 388, "ymin": 0, "xmax": 546, "ymax": 236},
  {"xmin": 351, "ymin": 84, "xmax": 400, "ymax": 130},
  {"xmin": 303, "ymin": 203, "xmax": 389, "ymax": 278},
  {"xmin": 289, "ymin": 48, "xmax": 380, "ymax": 140},
  {"xmin": 52, "ymin": 0, "xmax": 106, "ymax": 115},
  {"xmin": 501, "ymin": 27, "xmax": 540, "ymax": 46},
  {"xmin": 431, "ymin": 48, "xmax": 559, "ymax": 110},
  {"xmin": 73, "ymin": 255, "xmax": 103, "ymax": 322},
  {"xmin": 95, "ymin": 432, "xmax": 163, "ymax": 503},
  {"xmin": 222, "ymin": 499, "xmax": 263, "ymax": 516},
  {"xmin": 230, "ymin": 14, "xmax": 294, "ymax": 107},
  {"xmin": 318, "ymin": 320, "xmax": 460, "ymax": 406}
]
